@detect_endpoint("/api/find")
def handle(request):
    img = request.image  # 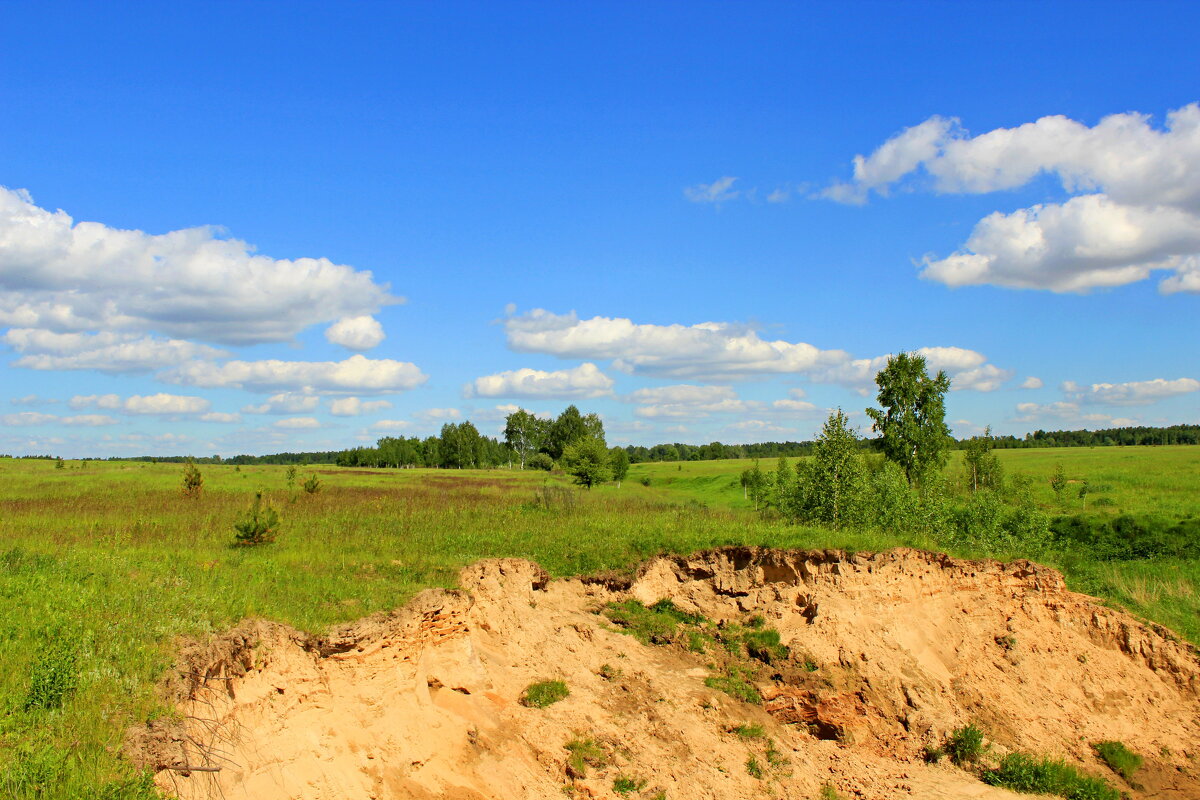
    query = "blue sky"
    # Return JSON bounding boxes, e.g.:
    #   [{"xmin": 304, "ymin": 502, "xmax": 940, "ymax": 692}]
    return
[{"xmin": 1, "ymin": 1, "xmax": 1197, "ymax": 457}]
